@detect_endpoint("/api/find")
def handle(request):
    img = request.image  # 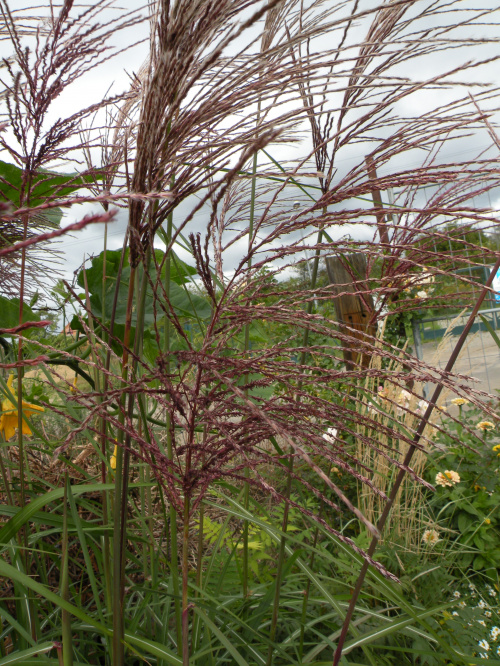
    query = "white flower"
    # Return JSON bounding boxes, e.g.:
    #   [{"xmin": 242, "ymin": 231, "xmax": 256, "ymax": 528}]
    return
[
  {"xmin": 416, "ymin": 290, "xmax": 428, "ymax": 299},
  {"xmin": 479, "ymin": 619, "xmax": 487, "ymax": 627},
  {"xmin": 479, "ymin": 639, "xmax": 490, "ymax": 652},
  {"xmin": 452, "ymin": 611, "xmax": 459, "ymax": 616},
  {"xmin": 417, "ymin": 399, "xmax": 429, "ymax": 415},
  {"xmin": 486, "ymin": 611, "xmax": 493, "ymax": 618},
  {"xmin": 397, "ymin": 390, "xmax": 411, "ymax": 414},
  {"xmin": 418, "ymin": 272, "xmax": 435, "ymax": 285},
  {"xmin": 323, "ymin": 427, "xmax": 338, "ymax": 444},
  {"xmin": 491, "ymin": 627, "xmax": 500, "ymax": 642},
  {"xmin": 422, "ymin": 529, "xmax": 440, "ymax": 547},
  {"xmin": 478, "ymin": 600, "xmax": 488, "ymax": 609},
  {"xmin": 459, "ymin": 600, "xmax": 466, "ymax": 608},
  {"xmin": 487, "ymin": 586, "xmax": 497, "ymax": 598},
  {"xmin": 453, "ymin": 591, "xmax": 461, "ymax": 599},
  {"xmin": 435, "ymin": 470, "xmax": 460, "ymax": 487}
]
